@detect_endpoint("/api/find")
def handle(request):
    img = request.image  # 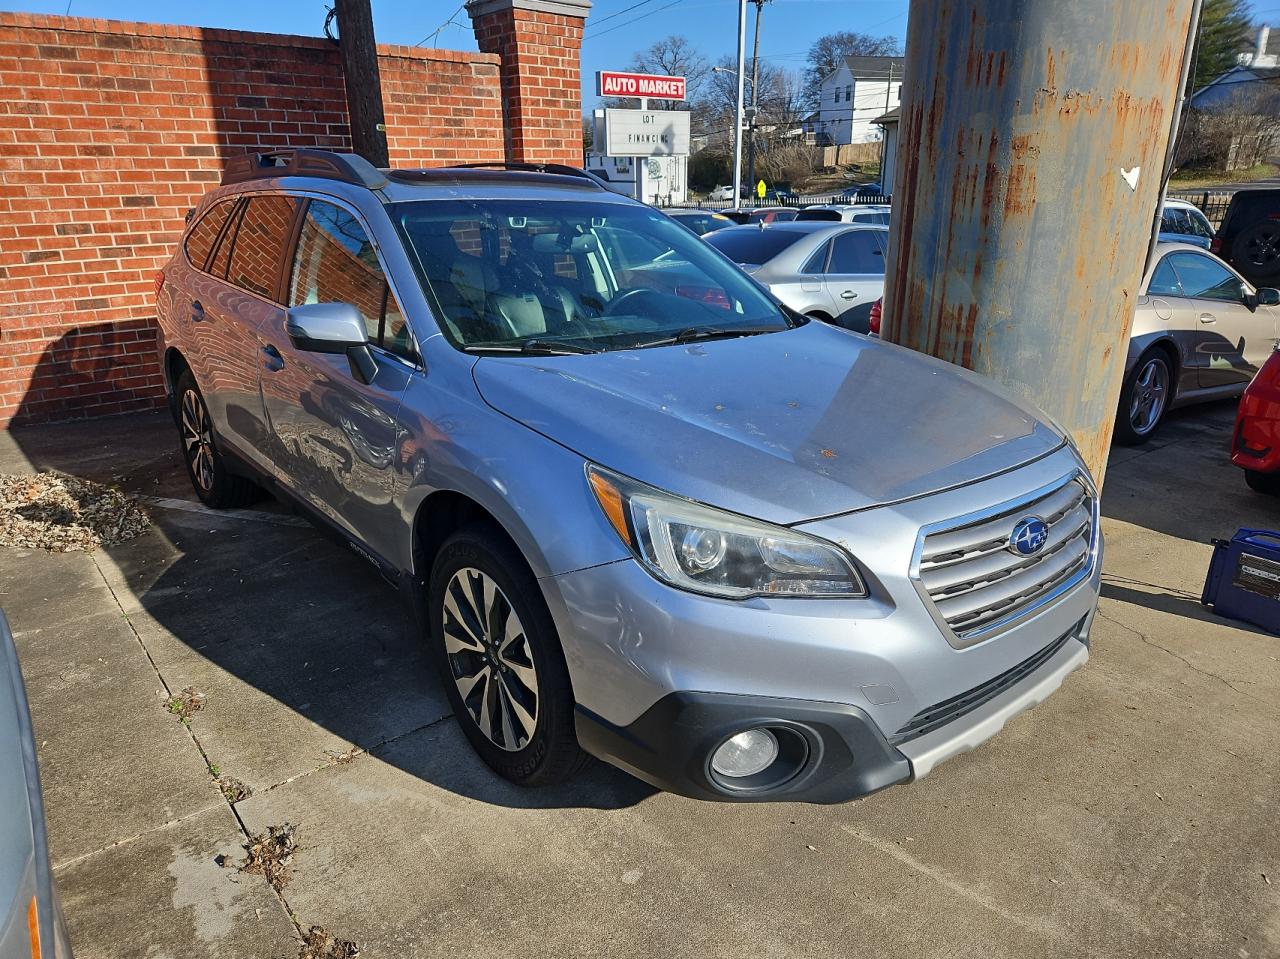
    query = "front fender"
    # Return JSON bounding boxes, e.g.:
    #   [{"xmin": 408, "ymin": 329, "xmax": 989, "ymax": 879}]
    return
[{"xmin": 395, "ymin": 339, "xmax": 630, "ymax": 580}]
